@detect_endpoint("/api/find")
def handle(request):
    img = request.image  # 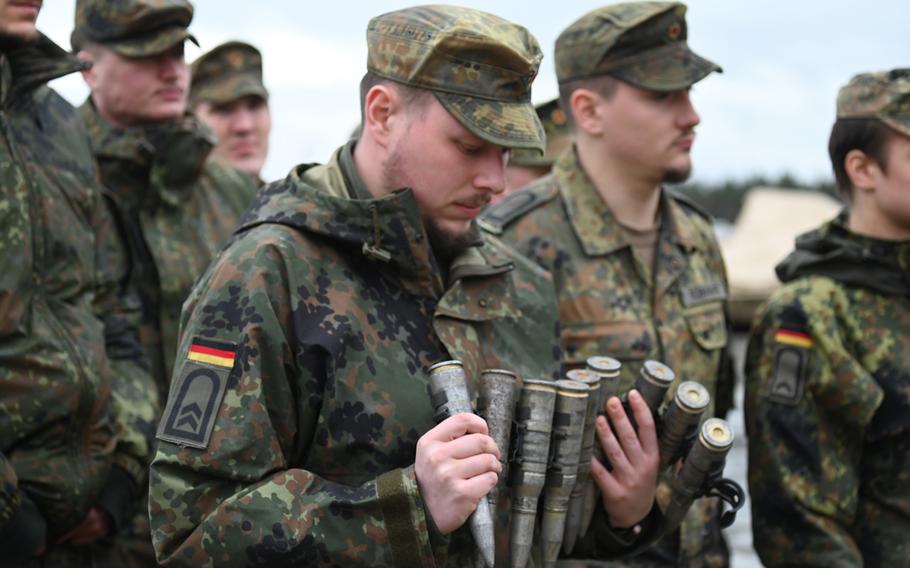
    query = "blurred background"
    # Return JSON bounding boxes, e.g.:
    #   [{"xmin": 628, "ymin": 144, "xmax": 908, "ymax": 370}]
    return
[{"xmin": 36, "ymin": 2, "xmax": 910, "ymax": 566}]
